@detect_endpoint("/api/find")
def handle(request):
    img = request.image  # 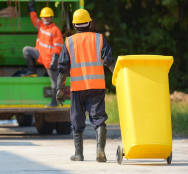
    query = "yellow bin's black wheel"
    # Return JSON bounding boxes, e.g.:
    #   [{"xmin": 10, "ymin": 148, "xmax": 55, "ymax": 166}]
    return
[
  {"xmin": 116, "ymin": 145, "xmax": 123, "ymax": 164},
  {"xmin": 166, "ymin": 152, "xmax": 172, "ymax": 164}
]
